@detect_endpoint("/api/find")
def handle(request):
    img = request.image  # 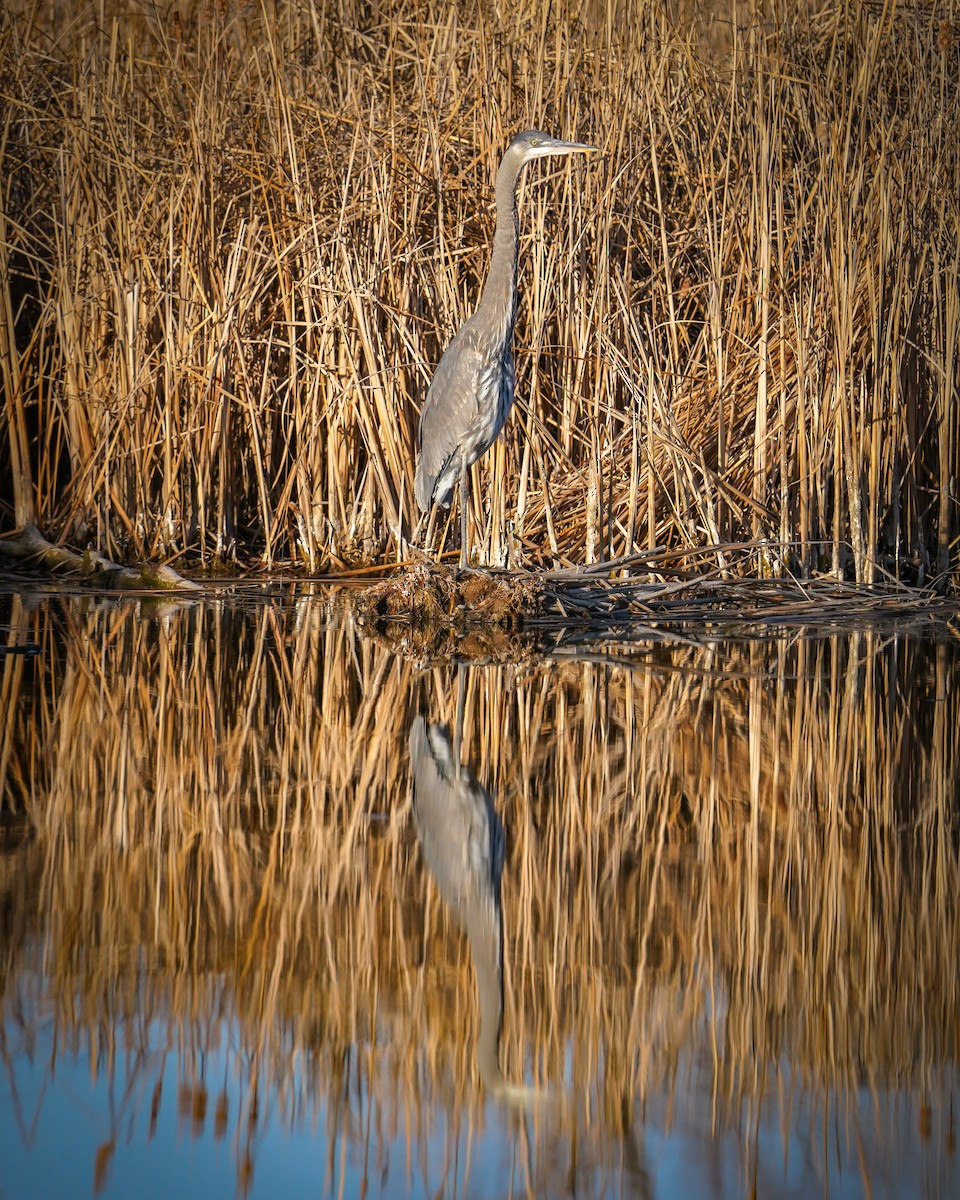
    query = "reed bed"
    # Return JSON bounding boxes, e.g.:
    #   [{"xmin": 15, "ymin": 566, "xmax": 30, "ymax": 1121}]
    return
[
  {"xmin": 1, "ymin": 592, "xmax": 958, "ymax": 1193},
  {"xmin": 0, "ymin": 1, "xmax": 957, "ymax": 583}
]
